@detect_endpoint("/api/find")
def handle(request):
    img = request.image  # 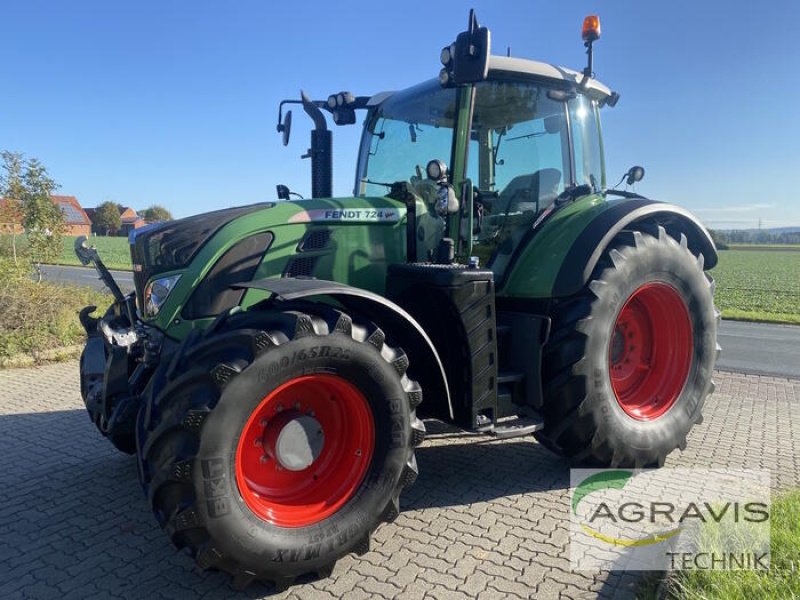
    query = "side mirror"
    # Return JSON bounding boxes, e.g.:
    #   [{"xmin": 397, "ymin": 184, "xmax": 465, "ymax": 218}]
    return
[
  {"xmin": 439, "ymin": 10, "xmax": 491, "ymax": 86},
  {"xmin": 276, "ymin": 184, "xmax": 291, "ymax": 200},
  {"xmin": 277, "ymin": 110, "xmax": 292, "ymax": 146},
  {"xmin": 626, "ymin": 166, "xmax": 645, "ymax": 185}
]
